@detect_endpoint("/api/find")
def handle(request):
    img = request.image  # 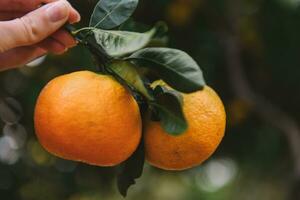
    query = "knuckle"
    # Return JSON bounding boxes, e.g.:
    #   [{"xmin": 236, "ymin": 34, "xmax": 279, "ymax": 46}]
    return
[{"xmin": 18, "ymin": 16, "xmax": 39, "ymax": 45}]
